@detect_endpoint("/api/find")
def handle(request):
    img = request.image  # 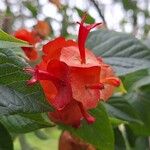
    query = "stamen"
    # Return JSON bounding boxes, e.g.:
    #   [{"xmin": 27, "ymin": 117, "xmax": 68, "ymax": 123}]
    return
[
  {"xmin": 86, "ymin": 83, "xmax": 104, "ymax": 90},
  {"xmin": 27, "ymin": 77, "xmax": 37, "ymax": 85},
  {"xmin": 24, "ymin": 66, "xmax": 64, "ymax": 85},
  {"xmin": 78, "ymin": 102, "xmax": 95, "ymax": 124},
  {"xmin": 23, "ymin": 67, "xmax": 36, "ymax": 75},
  {"xmin": 102, "ymin": 77, "xmax": 120, "ymax": 87}
]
